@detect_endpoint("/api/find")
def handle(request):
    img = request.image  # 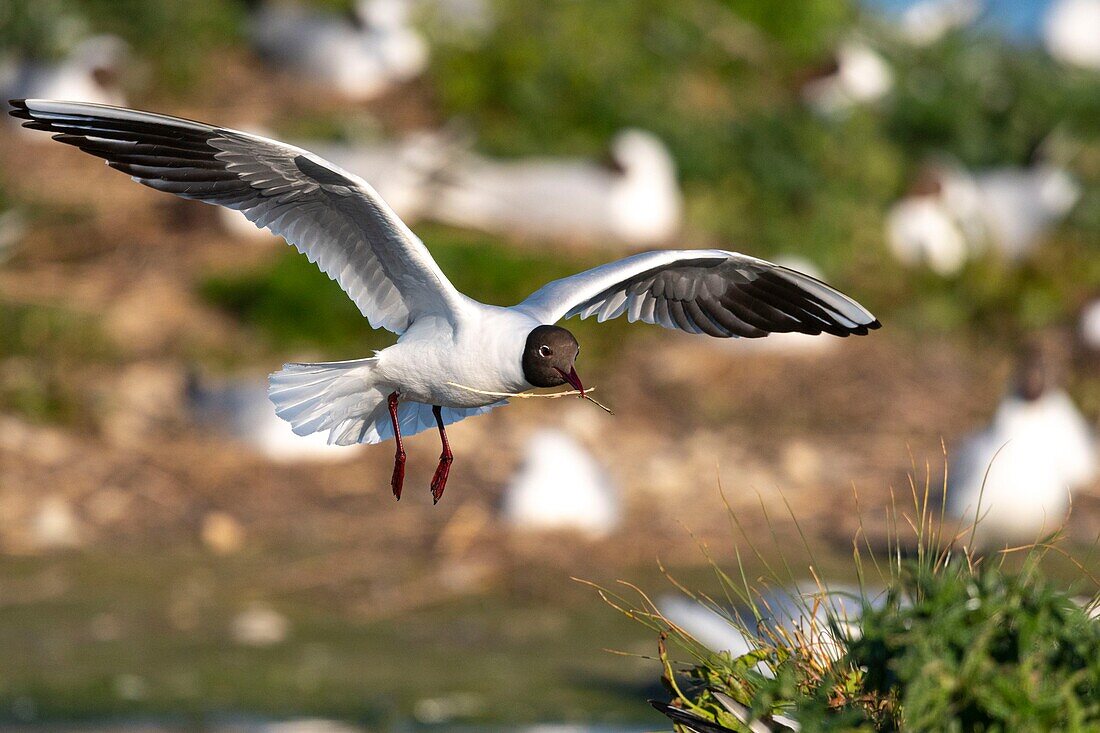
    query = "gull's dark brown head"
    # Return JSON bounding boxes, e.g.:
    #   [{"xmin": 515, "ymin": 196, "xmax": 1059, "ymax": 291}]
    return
[
  {"xmin": 522, "ymin": 325, "xmax": 583, "ymax": 394},
  {"xmin": 1013, "ymin": 343, "xmax": 1051, "ymax": 402}
]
